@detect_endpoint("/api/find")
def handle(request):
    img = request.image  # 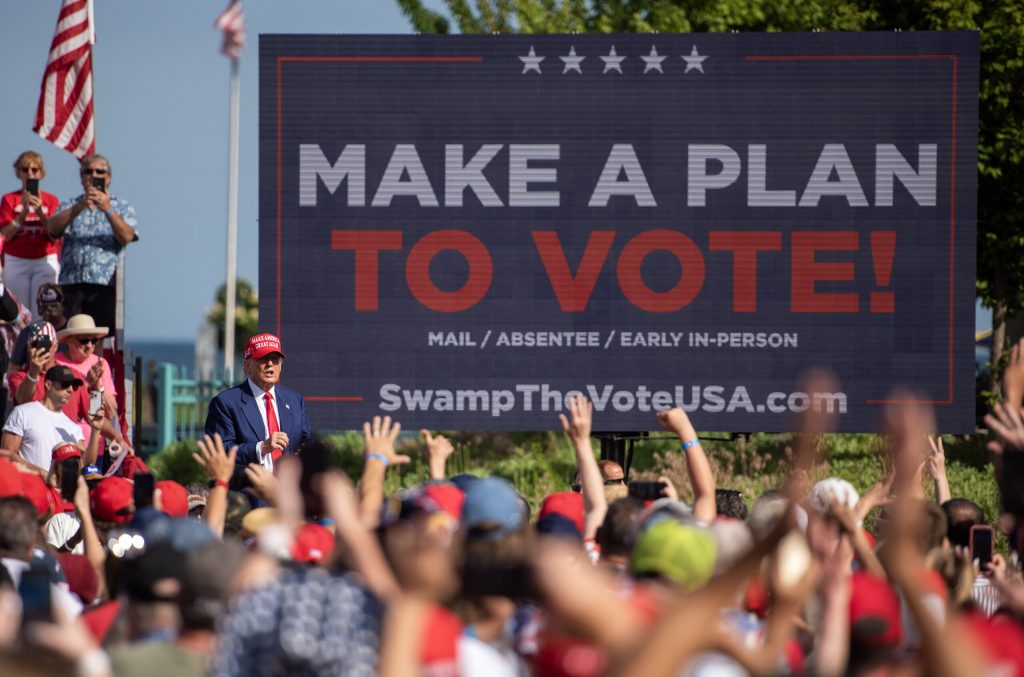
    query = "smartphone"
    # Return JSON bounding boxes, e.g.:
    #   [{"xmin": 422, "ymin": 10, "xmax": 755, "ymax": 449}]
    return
[
  {"xmin": 31, "ymin": 333, "xmax": 52, "ymax": 352},
  {"xmin": 628, "ymin": 480, "xmax": 667, "ymax": 502},
  {"xmin": 90, "ymin": 177, "xmax": 105, "ymax": 191},
  {"xmin": 60, "ymin": 458, "xmax": 80, "ymax": 503},
  {"xmin": 18, "ymin": 568, "xmax": 53, "ymax": 626},
  {"xmin": 25, "ymin": 178, "xmax": 39, "ymax": 196},
  {"xmin": 970, "ymin": 525, "xmax": 995, "ymax": 568},
  {"xmin": 88, "ymin": 389, "xmax": 103, "ymax": 417},
  {"xmin": 133, "ymin": 473, "xmax": 155, "ymax": 510},
  {"xmin": 461, "ymin": 562, "xmax": 538, "ymax": 599}
]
